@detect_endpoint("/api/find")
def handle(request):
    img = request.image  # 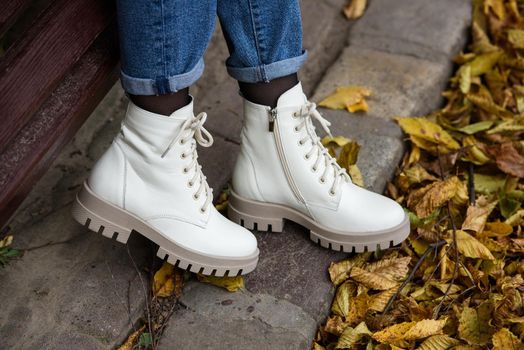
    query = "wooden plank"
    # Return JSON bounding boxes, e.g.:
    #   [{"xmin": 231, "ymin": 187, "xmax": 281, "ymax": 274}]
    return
[
  {"xmin": 0, "ymin": 27, "xmax": 120, "ymax": 228},
  {"xmin": 0, "ymin": 0, "xmax": 115, "ymax": 153},
  {"xmin": 0, "ymin": 0, "xmax": 32, "ymax": 38}
]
